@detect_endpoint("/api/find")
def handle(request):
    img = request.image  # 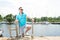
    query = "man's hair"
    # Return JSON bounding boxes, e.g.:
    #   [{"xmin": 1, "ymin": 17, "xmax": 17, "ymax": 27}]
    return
[{"xmin": 19, "ymin": 7, "xmax": 22, "ymax": 10}]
